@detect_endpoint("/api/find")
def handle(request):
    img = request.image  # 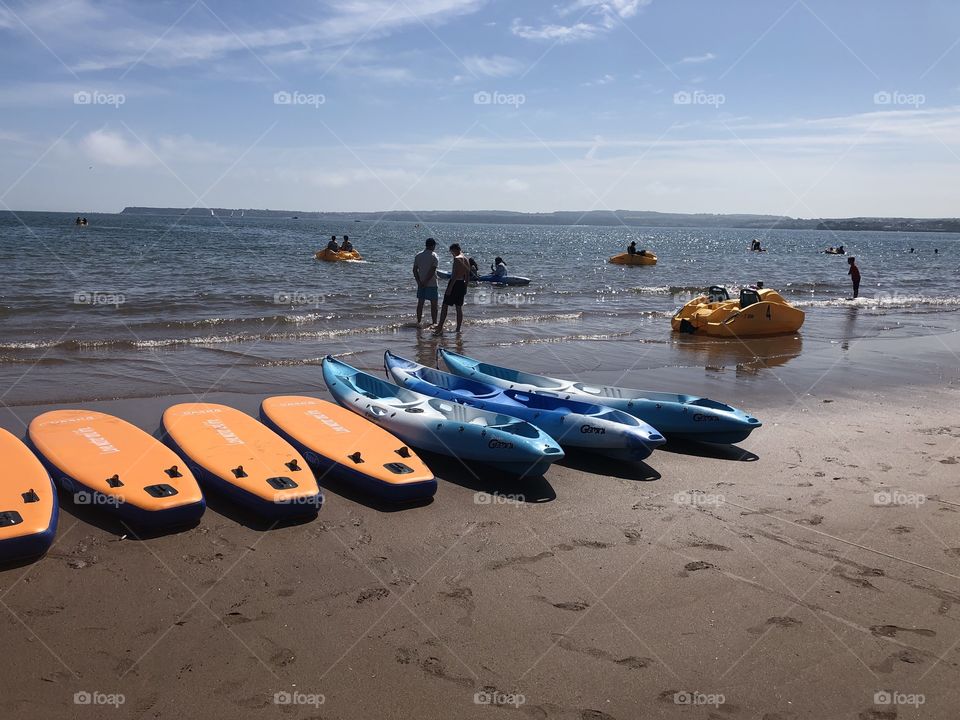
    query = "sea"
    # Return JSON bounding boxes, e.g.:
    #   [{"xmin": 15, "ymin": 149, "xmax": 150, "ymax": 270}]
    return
[{"xmin": 1, "ymin": 211, "xmax": 958, "ymax": 407}]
